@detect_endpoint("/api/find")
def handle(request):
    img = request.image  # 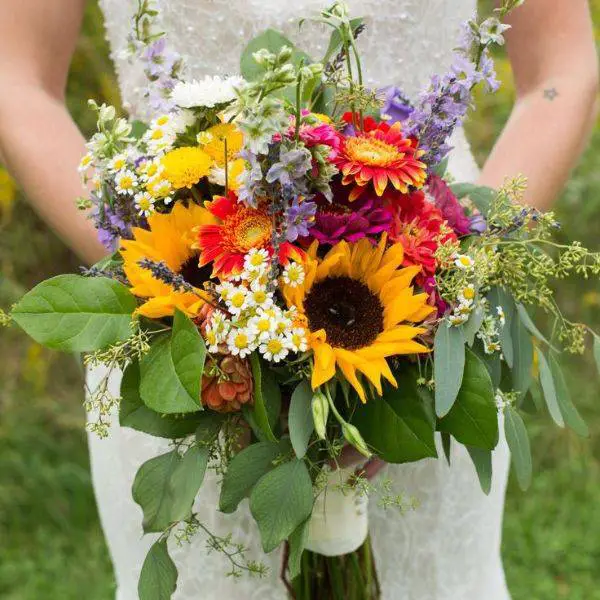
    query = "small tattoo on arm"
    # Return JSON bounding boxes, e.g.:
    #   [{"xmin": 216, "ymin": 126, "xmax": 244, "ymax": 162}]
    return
[{"xmin": 543, "ymin": 88, "xmax": 559, "ymax": 101}]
